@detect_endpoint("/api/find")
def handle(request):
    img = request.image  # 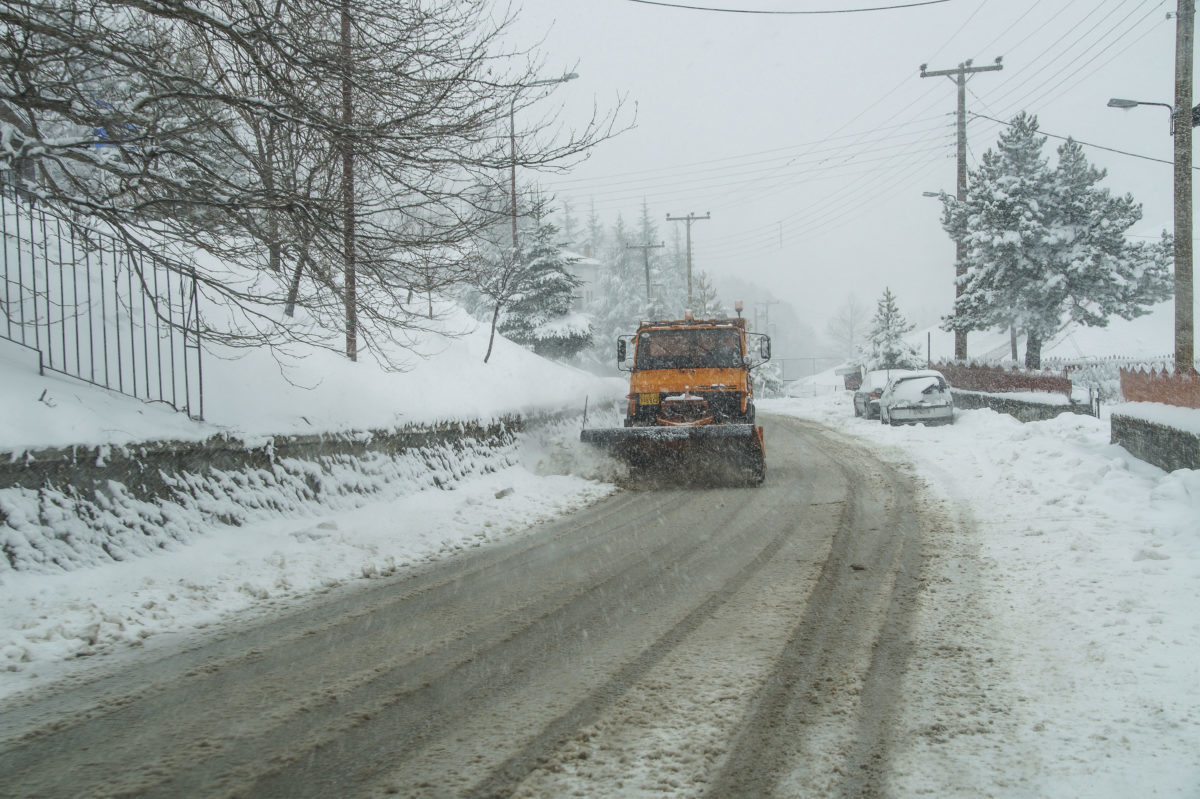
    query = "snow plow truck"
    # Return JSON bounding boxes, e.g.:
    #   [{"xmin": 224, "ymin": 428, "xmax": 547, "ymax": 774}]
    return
[{"xmin": 581, "ymin": 310, "xmax": 772, "ymax": 485}]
